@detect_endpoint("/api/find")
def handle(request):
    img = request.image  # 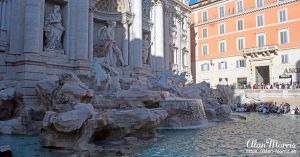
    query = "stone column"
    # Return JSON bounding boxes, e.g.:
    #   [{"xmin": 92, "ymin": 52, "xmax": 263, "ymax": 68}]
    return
[
  {"xmin": 75, "ymin": 0, "xmax": 89, "ymax": 61},
  {"xmin": 131, "ymin": 0, "xmax": 143, "ymax": 68},
  {"xmin": 122, "ymin": 21, "xmax": 129, "ymax": 65},
  {"xmin": 153, "ymin": 0, "xmax": 165, "ymax": 71},
  {"xmin": 88, "ymin": 0, "xmax": 96, "ymax": 62},
  {"xmin": 176, "ymin": 12, "xmax": 181, "ymax": 71},
  {"xmin": 0, "ymin": 0, "xmax": 7, "ymax": 29},
  {"xmin": 164, "ymin": 6, "xmax": 171, "ymax": 69},
  {"xmin": 187, "ymin": 18, "xmax": 192, "ymax": 73},
  {"xmin": 23, "ymin": 0, "xmax": 43, "ymax": 53}
]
